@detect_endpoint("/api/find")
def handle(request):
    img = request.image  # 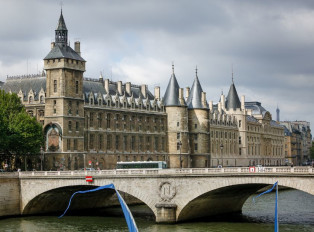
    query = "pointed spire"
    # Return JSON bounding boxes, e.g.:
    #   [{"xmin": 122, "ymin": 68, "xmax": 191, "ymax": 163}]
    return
[
  {"xmin": 163, "ymin": 64, "xmax": 183, "ymax": 106},
  {"xmin": 186, "ymin": 67, "xmax": 207, "ymax": 109},
  {"xmin": 225, "ymin": 80, "xmax": 241, "ymax": 110},
  {"xmin": 56, "ymin": 9, "xmax": 67, "ymax": 31}
]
